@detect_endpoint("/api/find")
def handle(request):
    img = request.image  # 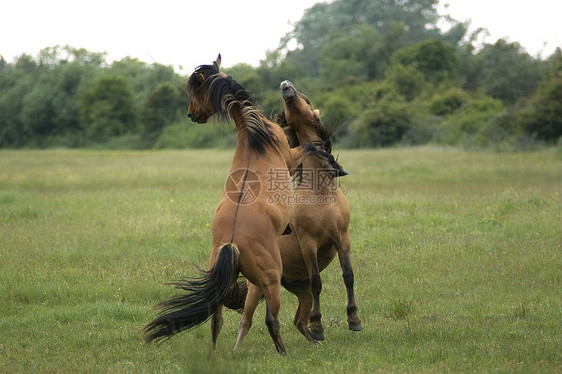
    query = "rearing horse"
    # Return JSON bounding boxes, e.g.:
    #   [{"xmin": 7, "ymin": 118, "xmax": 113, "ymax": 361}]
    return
[
  {"xmin": 276, "ymin": 80, "xmax": 362, "ymax": 342},
  {"xmin": 144, "ymin": 56, "xmax": 344, "ymax": 355}
]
